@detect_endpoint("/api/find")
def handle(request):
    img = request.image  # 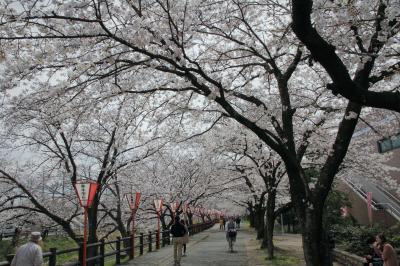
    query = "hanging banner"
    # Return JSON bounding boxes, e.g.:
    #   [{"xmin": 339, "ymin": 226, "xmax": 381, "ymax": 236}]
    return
[
  {"xmin": 154, "ymin": 199, "xmax": 163, "ymax": 212},
  {"xmin": 367, "ymin": 192, "xmax": 373, "ymax": 224}
]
